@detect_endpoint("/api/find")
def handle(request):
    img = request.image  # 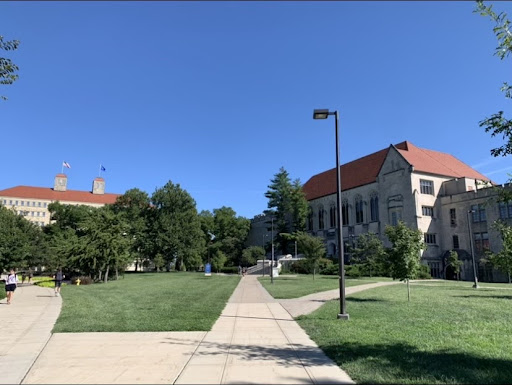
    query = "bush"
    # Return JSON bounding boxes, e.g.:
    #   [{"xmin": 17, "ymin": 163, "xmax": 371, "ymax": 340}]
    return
[
  {"xmin": 219, "ymin": 266, "xmax": 238, "ymax": 274},
  {"xmin": 290, "ymin": 259, "xmax": 311, "ymax": 274},
  {"xmin": 345, "ymin": 264, "xmax": 362, "ymax": 278},
  {"xmin": 71, "ymin": 276, "xmax": 93, "ymax": 285},
  {"xmin": 320, "ymin": 263, "xmax": 339, "ymax": 275},
  {"xmin": 417, "ymin": 264, "xmax": 432, "ymax": 279}
]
